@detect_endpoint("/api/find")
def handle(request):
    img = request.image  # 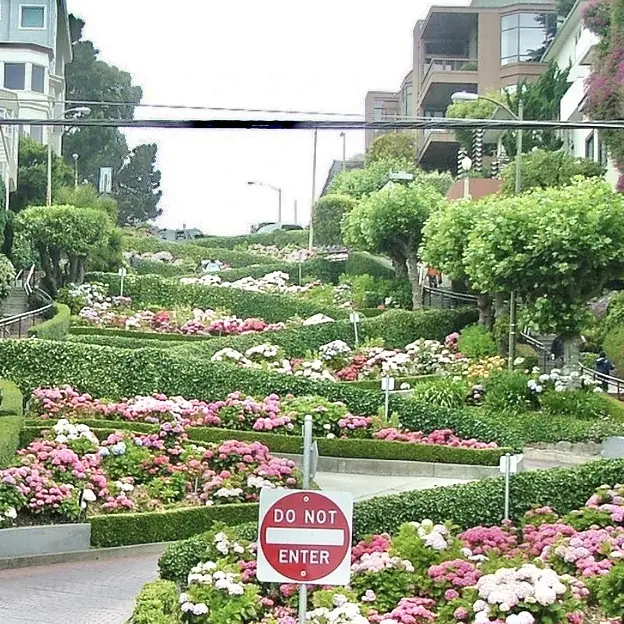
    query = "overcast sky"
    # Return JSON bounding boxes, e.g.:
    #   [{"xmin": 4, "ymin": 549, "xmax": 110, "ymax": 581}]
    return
[{"xmin": 69, "ymin": 0, "xmax": 464, "ymax": 235}]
